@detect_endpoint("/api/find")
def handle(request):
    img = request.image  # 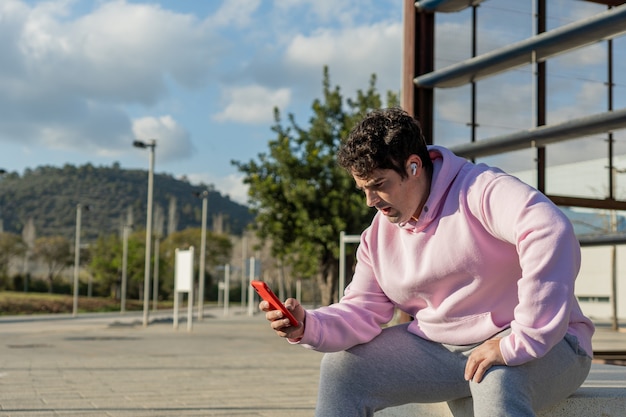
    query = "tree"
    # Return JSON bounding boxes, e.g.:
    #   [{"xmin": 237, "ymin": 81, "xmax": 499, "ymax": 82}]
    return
[
  {"xmin": 0, "ymin": 232, "xmax": 27, "ymax": 287},
  {"xmin": 233, "ymin": 67, "xmax": 398, "ymax": 305},
  {"xmin": 88, "ymin": 234, "xmax": 119, "ymax": 297},
  {"xmin": 88, "ymin": 231, "xmax": 145, "ymax": 299},
  {"xmin": 33, "ymin": 236, "xmax": 71, "ymax": 293}
]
